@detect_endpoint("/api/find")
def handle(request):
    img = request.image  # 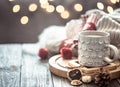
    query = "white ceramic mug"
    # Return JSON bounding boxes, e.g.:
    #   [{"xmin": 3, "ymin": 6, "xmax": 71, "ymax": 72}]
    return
[{"xmin": 78, "ymin": 31, "xmax": 119, "ymax": 67}]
